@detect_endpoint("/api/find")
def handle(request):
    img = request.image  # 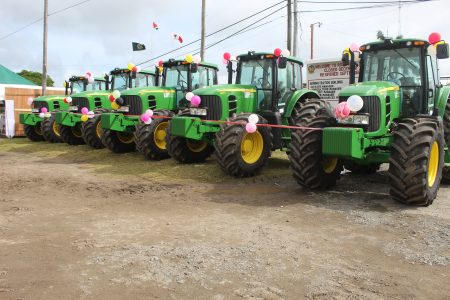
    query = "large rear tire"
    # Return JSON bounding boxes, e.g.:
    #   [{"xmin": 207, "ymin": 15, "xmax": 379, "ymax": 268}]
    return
[
  {"xmin": 289, "ymin": 100, "xmax": 342, "ymax": 189},
  {"xmin": 389, "ymin": 118, "xmax": 444, "ymax": 206},
  {"xmin": 82, "ymin": 112, "xmax": 105, "ymax": 149},
  {"xmin": 24, "ymin": 123, "xmax": 45, "ymax": 142},
  {"xmin": 442, "ymin": 101, "xmax": 450, "ymax": 184},
  {"xmin": 102, "ymin": 129, "xmax": 136, "ymax": 153},
  {"xmin": 214, "ymin": 114, "xmax": 272, "ymax": 177},
  {"xmin": 135, "ymin": 110, "xmax": 173, "ymax": 160},
  {"xmin": 41, "ymin": 115, "xmax": 62, "ymax": 143},
  {"xmin": 59, "ymin": 124, "xmax": 85, "ymax": 145}
]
